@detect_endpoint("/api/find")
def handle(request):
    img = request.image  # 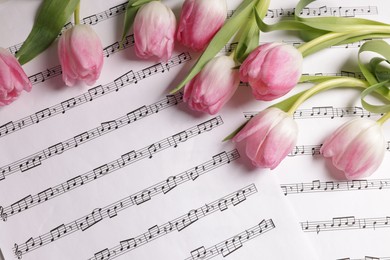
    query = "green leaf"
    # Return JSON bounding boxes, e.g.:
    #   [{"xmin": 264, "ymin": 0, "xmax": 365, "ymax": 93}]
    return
[
  {"xmin": 270, "ymin": 90, "xmax": 307, "ymax": 112},
  {"xmin": 223, "ymin": 121, "xmax": 247, "ymax": 142},
  {"xmin": 16, "ymin": 0, "xmax": 80, "ymax": 65},
  {"xmin": 358, "ymin": 40, "xmax": 390, "ymax": 85},
  {"xmin": 131, "ymin": 0, "xmax": 153, "ymax": 7},
  {"xmin": 170, "ymin": 0, "xmax": 259, "ymax": 94},
  {"xmin": 121, "ymin": 0, "xmax": 154, "ymax": 42},
  {"xmin": 298, "ymin": 28, "xmax": 330, "ymax": 42},
  {"xmin": 369, "ymin": 57, "xmax": 390, "ymax": 82},
  {"xmin": 361, "ymin": 80, "xmax": 390, "ymax": 113},
  {"xmin": 234, "ymin": 15, "xmax": 259, "ymax": 63}
]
